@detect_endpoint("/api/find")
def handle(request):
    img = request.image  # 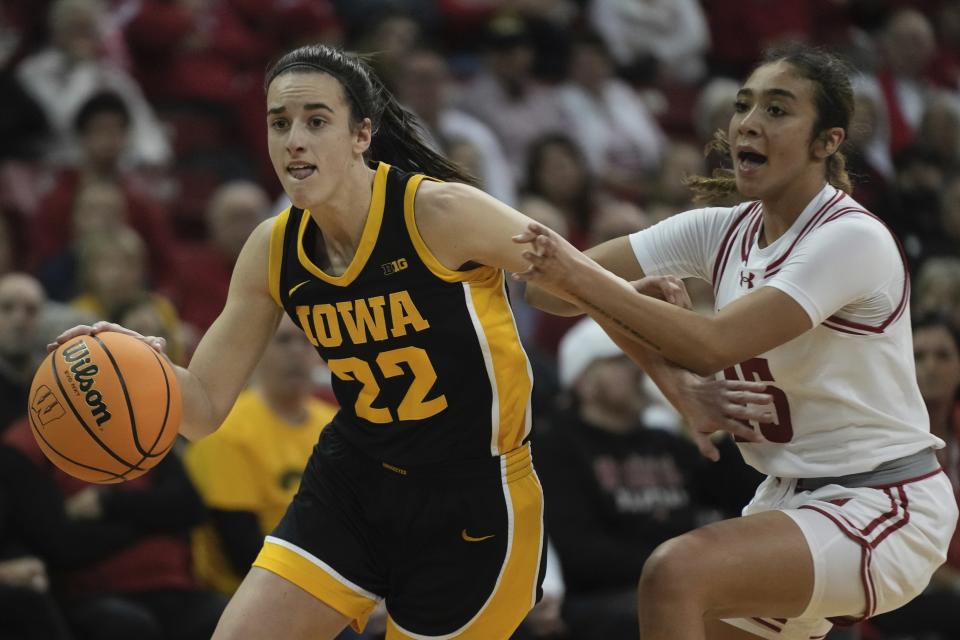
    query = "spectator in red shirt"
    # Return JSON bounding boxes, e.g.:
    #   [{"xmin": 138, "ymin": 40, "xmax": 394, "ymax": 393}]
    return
[
  {"xmin": 1, "ymin": 420, "xmax": 227, "ymax": 640},
  {"xmin": 169, "ymin": 181, "xmax": 270, "ymax": 333},
  {"xmin": 29, "ymin": 91, "xmax": 175, "ymax": 289}
]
